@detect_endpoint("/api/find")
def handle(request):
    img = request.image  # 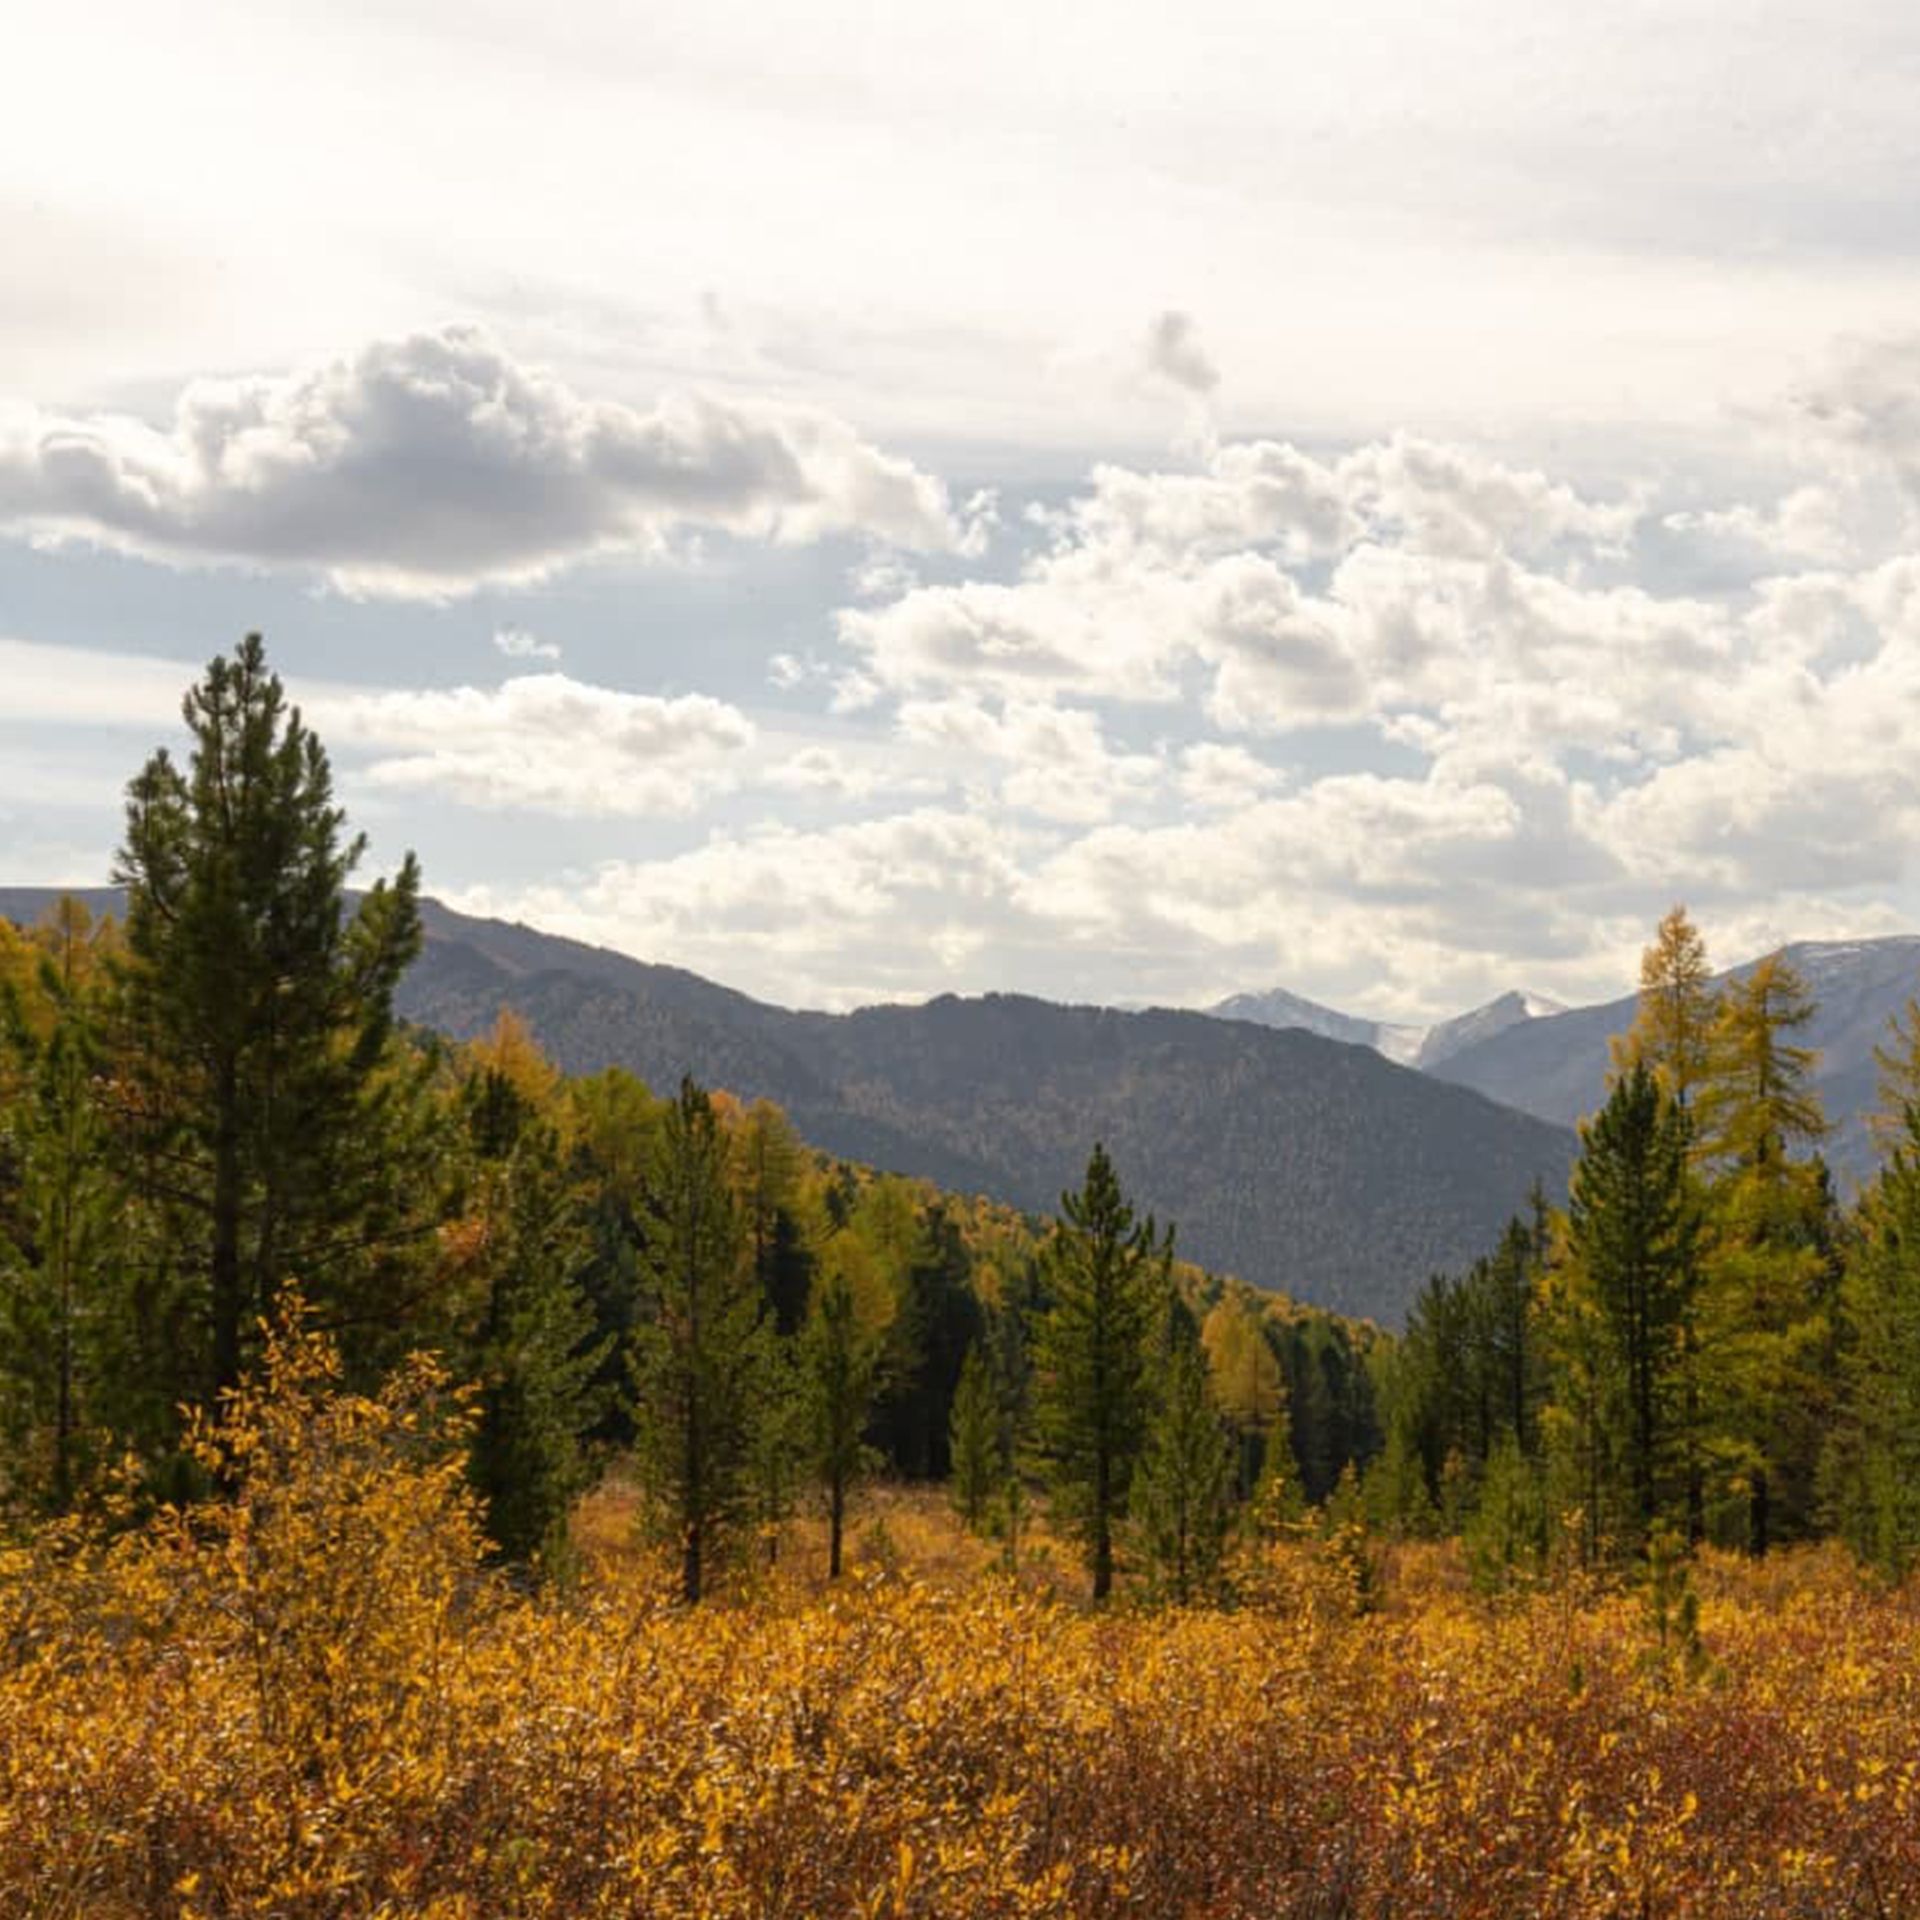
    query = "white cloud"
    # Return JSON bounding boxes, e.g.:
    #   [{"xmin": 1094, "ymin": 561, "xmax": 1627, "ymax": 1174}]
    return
[
  {"xmin": 1176, "ymin": 742, "xmax": 1288, "ymax": 811},
  {"xmin": 1338, "ymin": 435, "xmax": 1637, "ymax": 561},
  {"xmin": 0, "ymin": 326, "xmax": 964, "ymax": 597},
  {"xmin": 1794, "ymin": 336, "xmax": 1920, "ymax": 501},
  {"xmin": 896, "ymin": 696, "xmax": 1162, "ymax": 824},
  {"xmin": 760, "ymin": 743, "xmax": 942, "ymax": 803},
  {"xmin": 1662, "ymin": 486, "xmax": 1856, "ymax": 570},
  {"xmin": 838, "ymin": 432, "xmax": 1674, "ymax": 751},
  {"xmin": 451, "ymin": 806, "xmax": 1033, "ymax": 1007},
  {"xmin": 325, "ymin": 672, "xmax": 755, "ymax": 815},
  {"xmin": 1060, "ymin": 442, "xmax": 1359, "ymax": 567},
  {"xmin": 493, "ymin": 626, "xmax": 561, "ymax": 662},
  {"xmin": 847, "ymin": 553, "xmax": 921, "ymax": 601}
]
